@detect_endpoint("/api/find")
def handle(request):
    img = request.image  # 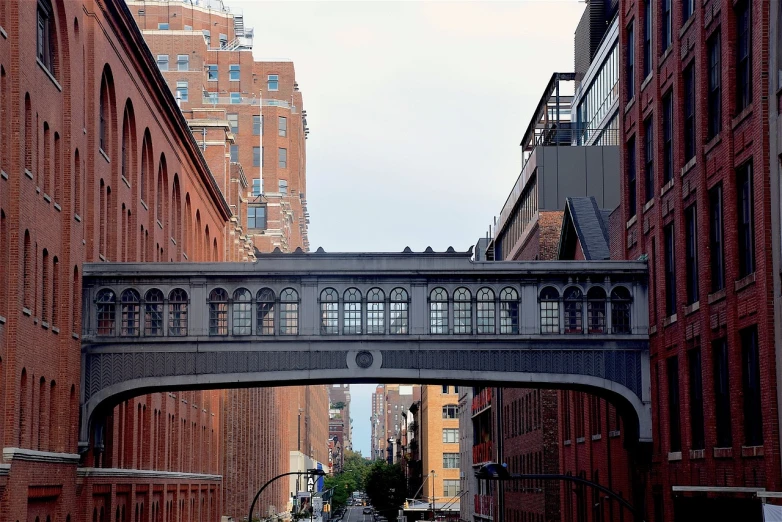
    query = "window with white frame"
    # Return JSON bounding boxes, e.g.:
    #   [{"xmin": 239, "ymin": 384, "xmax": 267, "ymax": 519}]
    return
[
  {"xmin": 177, "ymin": 54, "xmax": 189, "ymax": 71},
  {"xmin": 157, "ymin": 55, "xmax": 169, "ymax": 71},
  {"xmin": 229, "ymin": 64, "xmax": 240, "ymax": 81},
  {"xmin": 278, "ymin": 179, "xmax": 288, "ymax": 194},
  {"xmin": 268, "ymin": 74, "xmax": 279, "ymax": 91},
  {"xmin": 176, "ymin": 81, "xmax": 188, "ymax": 102}
]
